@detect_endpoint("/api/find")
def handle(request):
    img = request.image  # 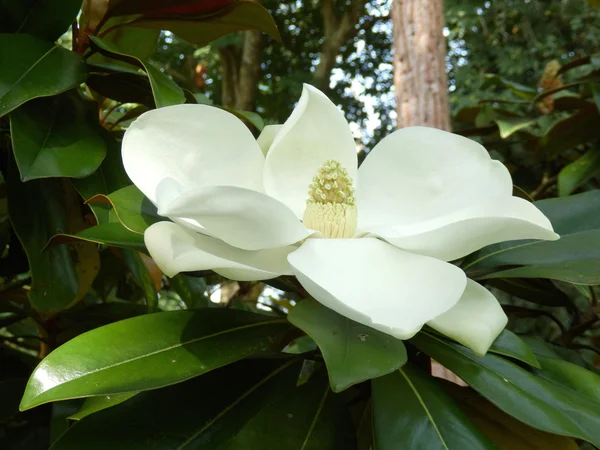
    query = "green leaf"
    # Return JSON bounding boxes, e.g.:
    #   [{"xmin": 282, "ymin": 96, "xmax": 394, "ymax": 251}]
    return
[
  {"xmin": 7, "ymin": 166, "xmax": 79, "ymax": 314},
  {"xmin": 447, "ymin": 384, "xmax": 580, "ymax": 450},
  {"xmin": 485, "ymin": 278, "xmax": 572, "ymax": 308},
  {"xmin": 51, "ymin": 359, "xmax": 355, "ymax": 450},
  {"xmin": 96, "ymin": 21, "xmax": 159, "ymax": 62},
  {"xmin": 487, "ymin": 329, "xmax": 540, "ymax": 368},
  {"xmin": 481, "ymin": 261, "xmax": 600, "ymax": 285},
  {"xmin": 68, "ymin": 393, "xmax": 138, "ymax": 421},
  {"xmin": 221, "ymin": 106, "xmax": 265, "ymax": 131},
  {"xmin": 88, "ymin": 16, "xmax": 160, "ymax": 72},
  {"xmin": 495, "ymin": 117, "xmax": 538, "ymax": 139},
  {"xmin": 542, "ymin": 105, "xmax": 600, "ymax": 155},
  {"xmin": 120, "ymin": 248, "xmax": 159, "ymax": 312},
  {"xmin": 526, "ymin": 337, "xmax": 600, "ymax": 403},
  {"xmin": 412, "ymin": 332, "xmax": 600, "ymax": 447},
  {"xmin": 20, "ymin": 309, "xmax": 291, "ymax": 410},
  {"xmin": 47, "ymin": 223, "xmax": 146, "ymax": 250},
  {"xmin": 0, "ymin": 0, "xmax": 81, "ymax": 41},
  {"xmin": 372, "ymin": 365, "xmax": 495, "ymax": 450},
  {"xmin": 288, "ymin": 298, "xmax": 407, "ymax": 392},
  {"xmin": 481, "ymin": 74, "xmax": 537, "ymax": 99},
  {"xmin": 534, "ymin": 355, "xmax": 600, "ymax": 403},
  {"xmin": 465, "ymin": 190, "xmax": 600, "ymax": 271},
  {"xmin": 127, "ymin": 0, "xmax": 282, "ymax": 46},
  {"xmin": 87, "ymin": 185, "xmax": 161, "ymax": 234},
  {"xmin": 170, "ymin": 273, "xmax": 211, "ymax": 309},
  {"xmin": 558, "ymin": 147, "xmax": 600, "ymax": 196},
  {"xmin": 89, "ymin": 35, "xmax": 185, "ymax": 108},
  {"xmin": 10, "ymin": 92, "xmax": 106, "ymax": 181},
  {"xmin": 107, "ymin": 0, "xmax": 234, "ymax": 16},
  {"xmin": 72, "ymin": 133, "xmax": 131, "ymax": 224},
  {"xmin": 86, "ymin": 72, "xmax": 155, "ymax": 107},
  {"xmin": 0, "ymin": 34, "xmax": 88, "ymax": 117}
]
